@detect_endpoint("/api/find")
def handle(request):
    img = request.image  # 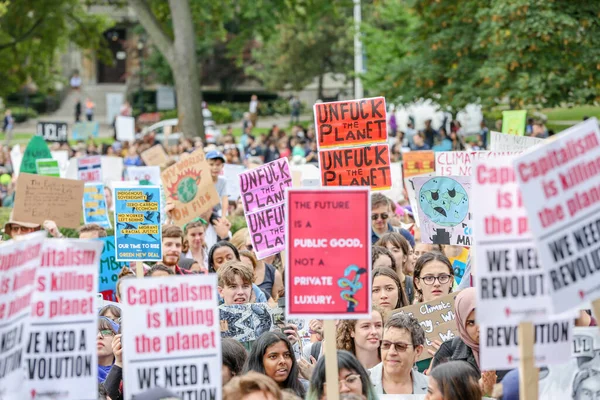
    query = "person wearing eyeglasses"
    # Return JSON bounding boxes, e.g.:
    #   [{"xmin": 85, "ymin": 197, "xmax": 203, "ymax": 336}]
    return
[
  {"xmin": 371, "ymin": 193, "xmax": 415, "ymax": 247},
  {"xmin": 98, "ymin": 316, "xmax": 119, "ymax": 384},
  {"xmin": 413, "ymin": 252, "xmax": 454, "ymax": 303},
  {"xmin": 306, "ymin": 350, "xmax": 378, "ymax": 400},
  {"xmin": 368, "ymin": 313, "xmax": 428, "ymax": 395}
]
